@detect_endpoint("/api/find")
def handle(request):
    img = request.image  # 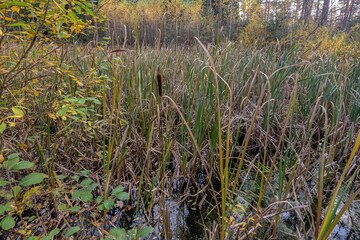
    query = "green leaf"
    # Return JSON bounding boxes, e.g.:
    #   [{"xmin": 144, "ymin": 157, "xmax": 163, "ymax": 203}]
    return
[
  {"xmin": 103, "ymin": 199, "xmax": 115, "ymax": 210},
  {"xmin": 76, "ymin": 110, "xmax": 86, "ymax": 118},
  {"xmin": 8, "ymin": 153, "xmax": 20, "ymax": 161},
  {"xmin": 80, "ymin": 170, "xmax": 91, "ymax": 176},
  {"xmin": 5, "ymin": 194, "xmax": 12, "ymax": 200},
  {"xmin": 12, "ymin": 107, "xmax": 24, "ymax": 117},
  {"xmin": 115, "ymin": 192, "xmax": 129, "ymax": 201},
  {"xmin": 1, "ymin": 215, "xmax": 15, "ymax": 230},
  {"xmin": 12, "ymin": 161, "xmax": 35, "ymax": 170},
  {"xmin": 58, "ymin": 203, "xmax": 67, "ymax": 212},
  {"xmin": 56, "ymin": 105, "xmax": 70, "ymax": 117},
  {"xmin": 78, "ymin": 99, "xmax": 86, "ymax": 105},
  {"xmin": 71, "ymin": 175, "xmax": 80, "ymax": 181},
  {"xmin": 74, "ymin": 5, "xmax": 82, "ymax": 14},
  {"xmin": 7, "ymin": 153, "xmax": 19, "ymax": 169},
  {"xmin": 72, "ymin": 189, "xmax": 83, "ymax": 200},
  {"xmin": 27, "ymin": 135, "xmax": 39, "ymax": 142},
  {"xmin": 86, "ymin": 183, "xmax": 98, "ymax": 192},
  {"xmin": 0, "ymin": 181, "xmax": 8, "ymax": 186},
  {"xmin": 80, "ymin": 191, "xmax": 93, "ymax": 202},
  {"xmin": 87, "ymin": 97, "xmax": 101, "ymax": 104},
  {"xmin": 82, "ymin": 5, "xmax": 94, "ymax": 16},
  {"xmin": 12, "ymin": 186, "xmax": 21, "ymax": 196},
  {"xmin": 7, "ymin": 22, "xmax": 27, "ymax": 27},
  {"xmin": 69, "ymin": 206, "xmax": 80, "ymax": 212},
  {"xmin": 28, "ymin": 216, "xmax": 36, "ymax": 222},
  {"xmin": 0, "ymin": 122, "xmax": 6, "ymax": 133},
  {"xmin": 111, "ymin": 185, "xmax": 124, "ymax": 196},
  {"xmin": 40, "ymin": 228, "xmax": 60, "ymax": 240},
  {"xmin": 98, "ymin": 204, "xmax": 104, "ymax": 210},
  {"xmin": 0, "ymin": 205, "xmax": 5, "ymax": 215},
  {"xmin": 67, "ymin": 11, "xmax": 81, "ymax": 23},
  {"xmin": 109, "ymin": 228, "xmax": 126, "ymax": 240},
  {"xmin": 138, "ymin": 226, "xmax": 154, "ymax": 238},
  {"xmin": 96, "ymin": 196, "xmax": 103, "ymax": 204},
  {"xmin": 56, "ymin": 21, "xmax": 63, "ymax": 32},
  {"xmin": 49, "ymin": 228, "xmax": 60, "ymax": 236},
  {"xmin": 6, "ymin": 1, "xmax": 32, "ymax": 7},
  {"xmin": 19, "ymin": 173, "xmax": 44, "ymax": 186},
  {"xmin": 55, "ymin": 175, "xmax": 67, "ymax": 179},
  {"xmin": 5, "ymin": 202, "xmax": 13, "ymax": 212},
  {"xmin": 80, "ymin": 178, "xmax": 92, "ymax": 186},
  {"xmin": 128, "ymin": 229, "xmax": 137, "ymax": 240},
  {"xmin": 64, "ymin": 226, "xmax": 81, "ymax": 237}
]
